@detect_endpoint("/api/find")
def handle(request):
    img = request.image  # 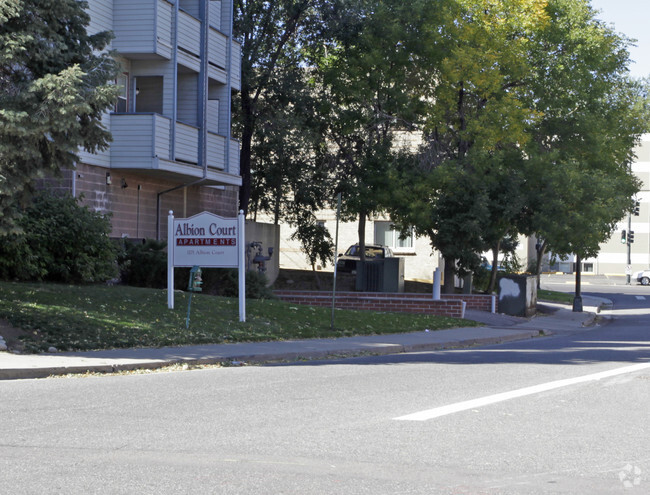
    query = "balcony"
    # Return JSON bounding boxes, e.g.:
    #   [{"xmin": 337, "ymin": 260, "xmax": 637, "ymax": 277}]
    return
[
  {"xmin": 177, "ymin": 9, "xmax": 201, "ymax": 71},
  {"xmin": 112, "ymin": 0, "xmax": 173, "ymax": 60},
  {"xmin": 109, "ymin": 113, "xmax": 240, "ymax": 185},
  {"xmin": 207, "ymin": 28, "xmax": 241, "ymax": 90},
  {"xmin": 206, "ymin": 132, "xmax": 240, "ymax": 176}
]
